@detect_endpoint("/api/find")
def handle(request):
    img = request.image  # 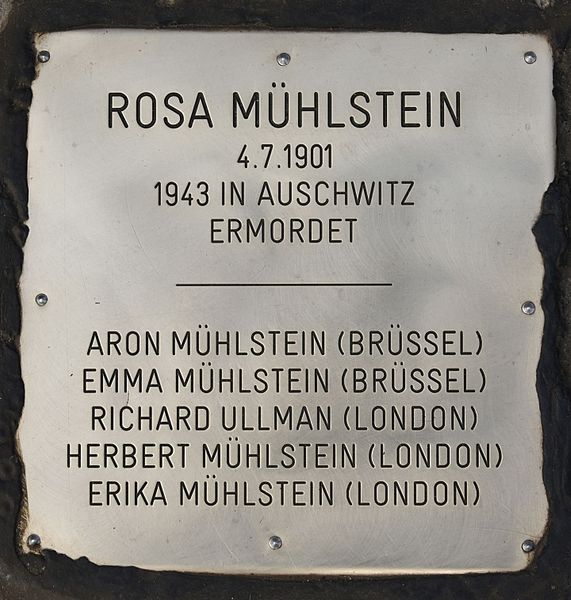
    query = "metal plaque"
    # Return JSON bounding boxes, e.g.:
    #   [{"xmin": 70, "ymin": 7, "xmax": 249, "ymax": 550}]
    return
[{"xmin": 19, "ymin": 31, "xmax": 553, "ymax": 575}]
